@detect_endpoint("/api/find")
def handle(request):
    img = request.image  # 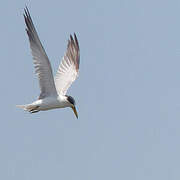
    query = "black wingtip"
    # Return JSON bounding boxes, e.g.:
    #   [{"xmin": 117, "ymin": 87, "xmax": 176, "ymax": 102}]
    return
[
  {"xmin": 70, "ymin": 34, "xmax": 73, "ymax": 41},
  {"xmin": 73, "ymin": 33, "xmax": 79, "ymax": 49},
  {"xmin": 24, "ymin": 6, "xmax": 27, "ymax": 14},
  {"xmin": 24, "ymin": 6, "xmax": 31, "ymax": 19},
  {"xmin": 25, "ymin": 6, "xmax": 29, "ymax": 13},
  {"xmin": 74, "ymin": 32, "xmax": 77, "ymax": 38}
]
